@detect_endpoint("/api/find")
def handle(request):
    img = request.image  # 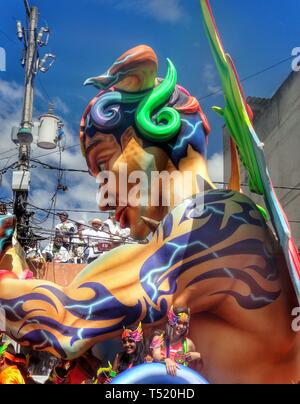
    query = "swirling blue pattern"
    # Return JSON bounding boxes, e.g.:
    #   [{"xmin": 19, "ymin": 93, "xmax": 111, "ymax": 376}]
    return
[
  {"xmin": 0, "ymin": 190, "xmax": 281, "ymax": 357},
  {"xmin": 140, "ymin": 190, "xmax": 281, "ymax": 308},
  {"xmin": 89, "ymin": 91, "xmax": 147, "ymax": 131}
]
